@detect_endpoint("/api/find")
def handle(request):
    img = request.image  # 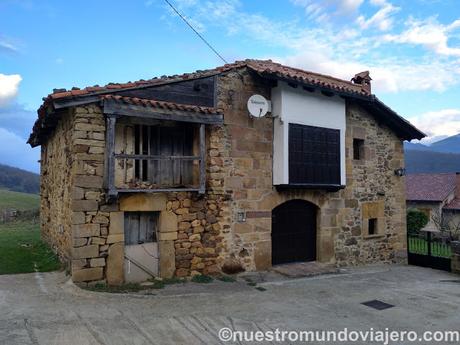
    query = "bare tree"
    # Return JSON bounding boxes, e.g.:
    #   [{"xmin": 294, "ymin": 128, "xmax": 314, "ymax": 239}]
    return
[{"xmin": 431, "ymin": 209, "xmax": 460, "ymax": 241}]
